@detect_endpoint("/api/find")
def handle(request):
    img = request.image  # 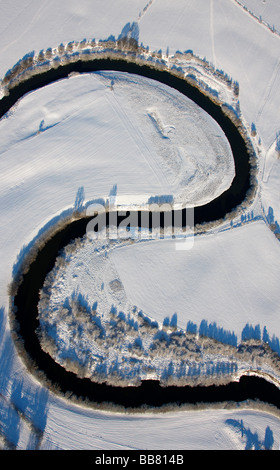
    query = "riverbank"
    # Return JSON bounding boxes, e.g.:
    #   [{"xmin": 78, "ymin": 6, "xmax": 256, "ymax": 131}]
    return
[{"xmin": 2, "ymin": 46, "xmax": 280, "ymax": 410}]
